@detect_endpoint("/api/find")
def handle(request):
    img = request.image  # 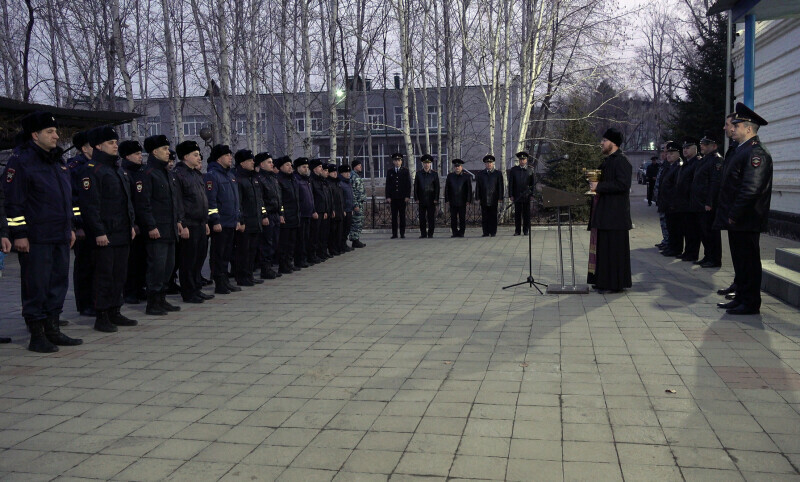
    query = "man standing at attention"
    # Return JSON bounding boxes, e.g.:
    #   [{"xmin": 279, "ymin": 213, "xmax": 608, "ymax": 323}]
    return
[
  {"xmin": 385, "ymin": 152, "xmax": 411, "ymax": 239},
  {"xmin": 475, "ymin": 154, "xmax": 504, "ymax": 237}
]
